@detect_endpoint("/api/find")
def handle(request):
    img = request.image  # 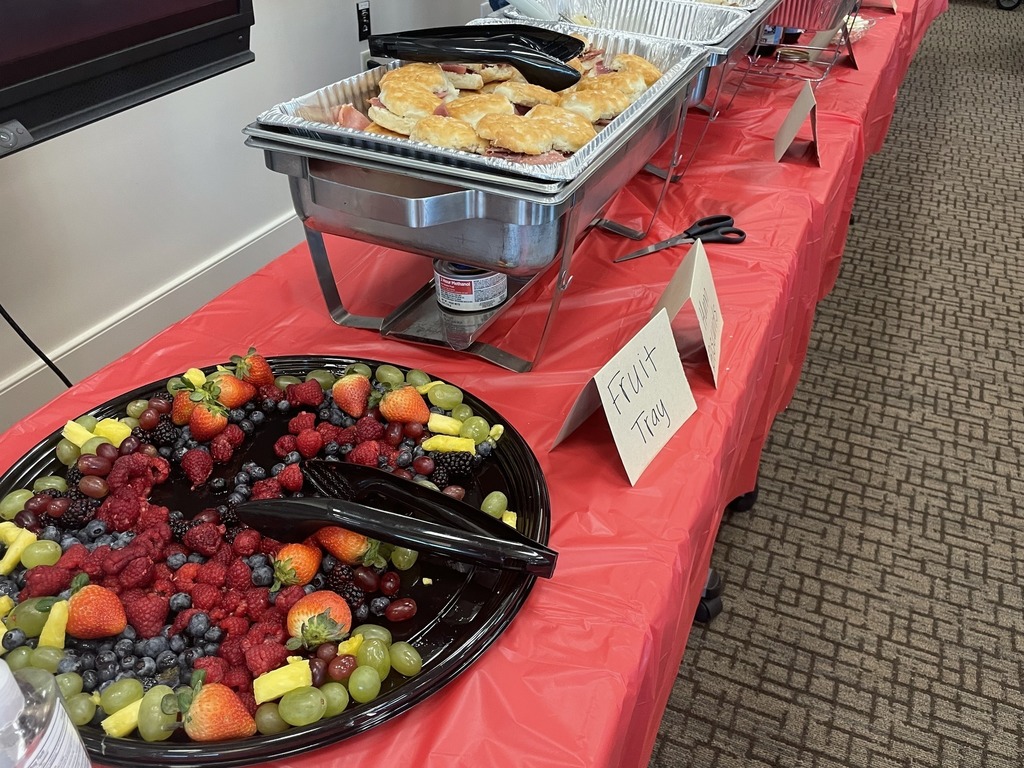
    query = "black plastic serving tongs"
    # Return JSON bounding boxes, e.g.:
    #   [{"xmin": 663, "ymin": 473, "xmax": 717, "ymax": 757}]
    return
[
  {"xmin": 368, "ymin": 24, "xmax": 585, "ymax": 91},
  {"xmin": 236, "ymin": 460, "xmax": 557, "ymax": 578}
]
